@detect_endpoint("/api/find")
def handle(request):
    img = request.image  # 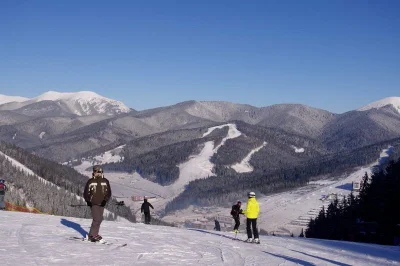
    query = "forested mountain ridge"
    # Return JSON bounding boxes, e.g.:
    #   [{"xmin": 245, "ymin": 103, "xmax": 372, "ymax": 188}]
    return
[
  {"xmin": 0, "ymin": 93, "xmax": 399, "ymax": 164},
  {"xmin": 0, "ymin": 141, "xmax": 135, "ymax": 222},
  {"xmin": 1, "ymin": 92, "xmax": 400, "ymax": 219},
  {"xmin": 165, "ymin": 136, "xmax": 400, "ymax": 214},
  {"xmin": 100, "ymin": 121, "xmax": 323, "ymax": 185}
]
